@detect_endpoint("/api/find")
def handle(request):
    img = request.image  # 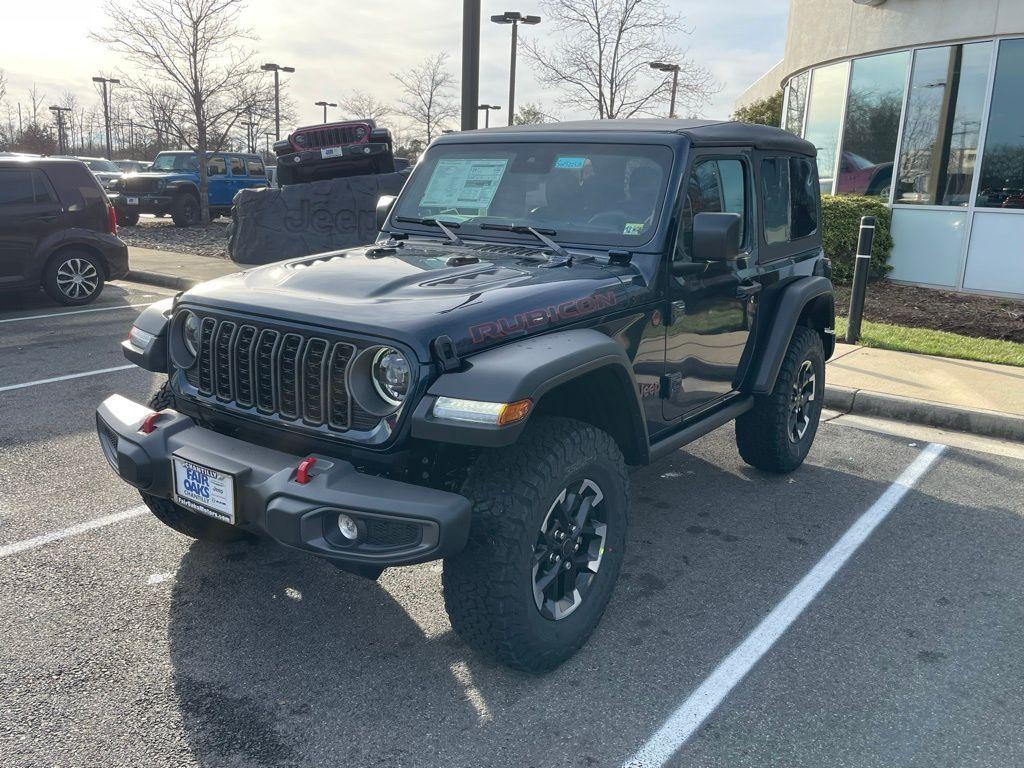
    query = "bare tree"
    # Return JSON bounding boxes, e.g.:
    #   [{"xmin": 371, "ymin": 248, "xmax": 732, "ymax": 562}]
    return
[
  {"xmin": 339, "ymin": 89, "xmax": 392, "ymax": 123},
  {"xmin": 392, "ymin": 53, "xmax": 459, "ymax": 143},
  {"xmin": 27, "ymin": 85, "xmax": 47, "ymax": 127},
  {"xmin": 92, "ymin": 0, "xmax": 263, "ymax": 224},
  {"xmin": 521, "ymin": 0, "xmax": 716, "ymax": 119}
]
